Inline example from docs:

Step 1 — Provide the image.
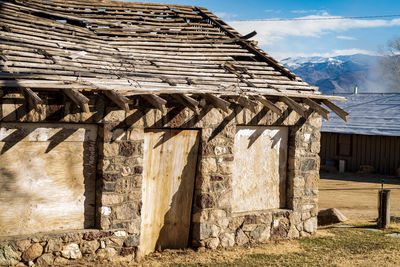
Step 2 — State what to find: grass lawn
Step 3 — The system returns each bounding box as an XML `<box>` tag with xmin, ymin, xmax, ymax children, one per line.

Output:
<box><xmin>131</xmin><ymin>222</ymin><xmax>400</xmax><ymax>267</ymax></box>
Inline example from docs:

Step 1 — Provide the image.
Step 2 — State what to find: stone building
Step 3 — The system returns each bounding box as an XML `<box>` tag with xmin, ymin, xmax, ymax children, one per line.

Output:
<box><xmin>0</xmin><ymin>0</ymin><xmax>347</xmax><ymax>265</ymax></box>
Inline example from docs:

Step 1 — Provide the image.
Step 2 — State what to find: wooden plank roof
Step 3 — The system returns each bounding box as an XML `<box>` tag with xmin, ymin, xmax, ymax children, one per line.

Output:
<box><xmin>0</xmin><ymin>0</ymin><xmax>348</xmax><ymax>120</ymax></box>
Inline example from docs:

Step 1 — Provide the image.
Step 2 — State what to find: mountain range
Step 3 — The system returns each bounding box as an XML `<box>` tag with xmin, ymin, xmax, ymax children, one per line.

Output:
<box><xmin>281</xmin><ymin>54</ymin><xmax>398</xmax><ymax>94</ymax></box>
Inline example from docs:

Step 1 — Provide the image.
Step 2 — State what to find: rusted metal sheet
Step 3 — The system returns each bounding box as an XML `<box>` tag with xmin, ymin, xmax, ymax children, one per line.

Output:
<box><xmin>232</xmin><ymin>126</ymin><xmax>288</xmax><ymax>213</ymax></box>
<box><xmin>139</xmin><ymin>129</ymin><xmax>200</xmax><ymax>257</ymax></box>
<box><xmin>0</xmin><ymin>123</ymin><xmax>97</xmax><ymax>236</ymax></box>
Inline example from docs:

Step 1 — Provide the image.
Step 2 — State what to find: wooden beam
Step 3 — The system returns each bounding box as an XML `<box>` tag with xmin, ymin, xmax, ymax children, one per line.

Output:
<box><xmin>202</xmin><ymin>94</ymin><xmax>230</xmax><ymax>112</ymax></box>
<box><xmin>171</xmin><ymin>94</ymin><xmax>199</xmax><ymax>113</ymax></box>
<box><xmin>194</xmin><ymin>7</ymin><xmax>296</xmax><ymax>80</ymax></box>
<box><xmin>19</xmin><ymin>87</ymin><xmax>42</xmax><ymax>110</ymax></box>
<box><xmin>232</xmin><ymin>96</ymin><xmax>258</xmax><ymax>113</ymax></box>
<box><xmin>141</xmin><ymin>94</ymin><xmax>167</xmax><ymax>110</ymax></box>
<box><xmin>241</xmin><ymin>31</ymin><xmax>257</xmax><ymax>40</ymax></box>
<box><xmin>254</xmin><ymin>96</ymin><xmax>282</xmax><ymax>116</ymax></box>
<box><xmin>280</xmin><ymin>96</ymin><xmax>307</xmax><ymax>118</ymax></box>
<box><xmin>322</xmin><ymin>99</ymin><xmax>349</xmax><ymax>122</ymax></box>
<box><xmin>303</xmin><ymin>98</ymin><xmax>330</xmax><ymax>120</ymax></box>
<box><xmin>62</xmin><ymin>89</ymin><xmax>90</xmax><ymax>113</ymax></box>
<box><xmin>103</xmin><ymin>90</ymin><xmax>130</xmax><ymax>111</ymax></box>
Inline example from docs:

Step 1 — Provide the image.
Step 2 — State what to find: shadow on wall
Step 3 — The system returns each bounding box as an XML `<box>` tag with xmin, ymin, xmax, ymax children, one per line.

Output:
<box><xmin>155</xmin><ymin>143</ymin><xmax>199</xmax><ymax>250</ymax></box>
<box><xmin>0</xmin><ymin>124</ymin><xmax>97</xmax><ymax>235</ymax></box>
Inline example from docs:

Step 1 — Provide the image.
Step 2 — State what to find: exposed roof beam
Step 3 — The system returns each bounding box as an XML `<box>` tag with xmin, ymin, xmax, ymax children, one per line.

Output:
<box><xmin>232</xmin><ymin>96</ymin><xmax>258</xmax><ymax>113</ymax></box>
<box><xmin>141</xmin><ymin>94</ymin><xmax>167</xmax><ymax>110</ymax></box>
<box><xmin>62</xmin><ymin>89</ymin><xmax>90</xmax><ymax>113</ymax></box>
<box><xmin>102</xmin><ymin>90</ymin><xmax>130</xmax><ymax>111</ymax></box>
<box><xmin>0</xmin><ymin>80</ymin><xmax>347</xmax><ymax>101</ymax></box>
<box><xmin>280</xmin><ymin>96</ymin><xmax>307</xmax><ymax>118</ymax></box>
<box><xmin>19</xmin><ymin>87</ymin><xmax>42</xmax><ymax>110</ymax></box>
<box><xmin>171</xmin><ymin>94</ymin><xmax>199</xmax><ymax>113</ymax></box>
<box><xmin>194</xmin><ymin>7</ymin><xmax>296</xmax><ymax>80</ymax></box>
<box><xmin>303</xmin><ymin>98</ymin><xmax>330</xmax><ymax>120</ymax></box>
<box><xmin>202</xmin><ymin>93</ymin><xmax>230</xmax><ymax>112</ymax></box>
<box><xmin>254</xmin><ymin>96</ymin><xmax>282</xmax><ymax>116</ymax></box>
<box><xmin>322</xmin><ymin>99</ymin><xmax>349</xmax><ymax>122</ymax></box>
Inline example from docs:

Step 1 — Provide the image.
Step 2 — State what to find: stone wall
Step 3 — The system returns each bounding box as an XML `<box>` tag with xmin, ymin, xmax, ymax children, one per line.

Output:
<box><xmin>0</xmin><ymin>230</ymin><xmax>136</xmax><ymax>266</ymax></box>
<box><xmin>0</xmin><ymin>90</ymin><xmax>321</xmax><ymax>265</ymax></box>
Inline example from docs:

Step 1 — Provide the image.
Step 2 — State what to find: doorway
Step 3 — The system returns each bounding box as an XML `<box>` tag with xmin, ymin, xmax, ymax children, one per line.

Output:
<box><xmin>139</xmin><ymin>129</ymin><xmax>200</xmax><ymax>256</ymax></box>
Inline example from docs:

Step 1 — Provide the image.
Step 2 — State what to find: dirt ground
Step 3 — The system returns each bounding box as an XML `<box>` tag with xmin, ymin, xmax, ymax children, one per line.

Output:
<box><xmin>73</xmin><ymin>172</ymin><xmax>400</xmax><ymax>266</ymax></box>
<box><xmin>319</xmin><ymin>172</ymin><xmax>400</xmax><ymax>220</ymax></box>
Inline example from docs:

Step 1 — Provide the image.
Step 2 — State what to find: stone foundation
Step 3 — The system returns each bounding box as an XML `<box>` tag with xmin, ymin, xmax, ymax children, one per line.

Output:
<box><xmin>0</xmin><ymin>90</ymin><xmax>321</xmax><ymax>265</ymax></box>
<box><xmin>0</xmin><ymin>230</ymin><xmax>135</xmax><ymax>266</ymax></box>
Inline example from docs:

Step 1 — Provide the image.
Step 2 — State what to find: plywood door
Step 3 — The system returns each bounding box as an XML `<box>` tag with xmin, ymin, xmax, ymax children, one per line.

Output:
<box><xmin>0</xmin><ymin>123</ymin><xmax>97</xmax><ymax>236</ymax></box>
<box><xmin>232</xmin><ymin>126</ymin><xmax>288</xmax><ymax>213</ymax></box>
<box><xmin>139</xmin><ymin>129</ymin><xmax>200</xmax><ymax>257</ymax></box>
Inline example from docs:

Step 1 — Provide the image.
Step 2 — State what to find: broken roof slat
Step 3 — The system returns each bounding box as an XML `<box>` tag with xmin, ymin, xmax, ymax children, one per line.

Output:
<box><xmin>0</xmin><ymin>0</ymin><xmax>348</xmax><ymax>117</ymax></box>
<box><xmin>194</xmin><ymin>7</ymin><xmax>297</xmax><ymax>81</ymax></box>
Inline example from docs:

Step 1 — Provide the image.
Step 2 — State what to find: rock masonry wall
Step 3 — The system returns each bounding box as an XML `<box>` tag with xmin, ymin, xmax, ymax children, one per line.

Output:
<box><xmin>0</xmin><ymin>91</ymin><xmax>321</xmax><ymax>265</ymax></box>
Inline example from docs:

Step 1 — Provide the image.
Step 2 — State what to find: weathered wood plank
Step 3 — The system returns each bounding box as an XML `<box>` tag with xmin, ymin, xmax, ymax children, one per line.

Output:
<box><xmin>322</xmin><ymin>99</ymin><xmax>349</xmax><ymax>122</ymax></box>
<box><xmin>171</xmin><ymin>94</ymin><xmax>199</xmax><ymax>113</ymax></box>
<box><xmin>19</xmin><ymin>87</ymin><xmax>43</xmax><ymax>110</ymax></box>
<box><xmin>255</xmin><ymin>96</ymin><xmax>282</xmax><ymax>116</ymax></box>
<box><xmin>141</xmin><ymin>94</ymin><xmax>167</xmax><ymax>111</ymax></box>
<box><xmin>62</xmin><ymin>89</ymin><xmax>90</xmax><ymax>113</ymax></box>
<box><xmin>0</xmin><ymin>123</ymin><xmax>97</xmax><ymax>236</ymax></box>
<box><xmin>232</xmin><ymin>96</ymin><xmax>258</xmax><ymax>113</ymax></box>
<box><xmin>140</xmin><ymin>129</ymin><xmax>200</xmax><ymax>256</ymax></box>
<box><xmin>303</xmin><ymin>98</ymin><xmax>330</xmax><ymax>120</ymax></box>
<box><xmin>202</xmin><ymin>94</ymin><xmax>230</xmax><ymax>112</ymax></box>
<box><xmin>102</xmin><ymin>90</ymin><xmax>130</xmax><ymax>111</ymax></box>
<box><xmin>280</xmin><ymin>96</ymin><xmax>308</xmax><ymax>118</ymax></box>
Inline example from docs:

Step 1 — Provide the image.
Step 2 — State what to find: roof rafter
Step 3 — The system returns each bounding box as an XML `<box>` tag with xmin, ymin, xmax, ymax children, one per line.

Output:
<box><xmin>19</xmin><ymin>87</ymin><xmax>43</xmax><ymax>110</ymax></box>
<box><xmin>280</xmin><ymin>96</ymin><xmax>308</xmax><ymax>118</ymax></box>
<box><xmin>303</xmin><ymin>98</ymin><xmax>330</xmax><ymax>120</ymax></box>
<box><xmin>322</xmin><ymin>99</ymin><xmax>349</xmax><ymax>123</ymax></box>
<box><xmin>103</xmin><ymin>90</ymin><xmax>130</xmax><ymax>111</ymax></box>
<box><xmin>62</xmin><ymin>89</ymin><xmax>90</xmax><ymax>113</ymax></box>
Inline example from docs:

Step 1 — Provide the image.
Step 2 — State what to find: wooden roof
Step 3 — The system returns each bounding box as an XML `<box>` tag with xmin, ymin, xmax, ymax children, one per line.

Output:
<box><xmin>0</xmin><ymin>0</ymin><xmax>348</xmax><ymax>120</ymax></box>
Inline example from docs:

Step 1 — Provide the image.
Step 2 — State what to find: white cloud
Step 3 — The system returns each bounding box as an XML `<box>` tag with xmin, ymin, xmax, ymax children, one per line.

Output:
<box><xmin>214</xmin><ymin>12</ymin><xmax>237</xmax><ymax>20</ymax></box>
<box><xmin>264</xmin><ymin>9</ymin><xmax>281</xmax><ymax>14</ymax></box>
<box><xmin>227</xmin><ymin>14</ymin><xmax>400</xmax><ymax>46</ymax></box>
<box><xmin>291</xmin><ymin>9</ymin><xmax>326</xmax><ymax>14</ymax></box>
<box><xmin>337</xmin><ymin>35</ymin><xmax>357</xmax><ymax>40</ymax></box>
<box><xmin>271</xmin><ymin>48</ymin><xmax>377</xmax><ymax>60</ymax></box>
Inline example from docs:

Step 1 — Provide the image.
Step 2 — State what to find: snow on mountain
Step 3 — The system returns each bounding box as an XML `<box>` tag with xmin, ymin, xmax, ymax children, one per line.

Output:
<box><xmin>281</xmin><ymin>56</ymin><xmax>343</xmax><ymax>69</ymax></box>
<box><xmin>281</xmin><ymin>54</ymin><xmax>388</xmax><ymax>94</ymax></box>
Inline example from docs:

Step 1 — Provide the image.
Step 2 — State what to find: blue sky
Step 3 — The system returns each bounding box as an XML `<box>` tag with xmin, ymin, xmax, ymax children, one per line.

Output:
<box><xmin>132</xmin><ymin>0</ymin><xmax>400</xmax><ymax>59</ymax></box>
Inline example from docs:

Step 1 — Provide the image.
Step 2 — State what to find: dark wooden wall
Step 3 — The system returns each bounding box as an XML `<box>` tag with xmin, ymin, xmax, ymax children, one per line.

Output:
<box><xmin>320</xmin><ymin>132</ymin><xmax>400</xmax><ymax>175</ymax></box>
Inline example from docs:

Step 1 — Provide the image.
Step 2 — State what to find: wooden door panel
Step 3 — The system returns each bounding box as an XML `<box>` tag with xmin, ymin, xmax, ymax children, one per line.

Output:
<box><xmin>139</xmin><ymin>129</ymin><xmax>199</xmax><ymax>256</ymax></box>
